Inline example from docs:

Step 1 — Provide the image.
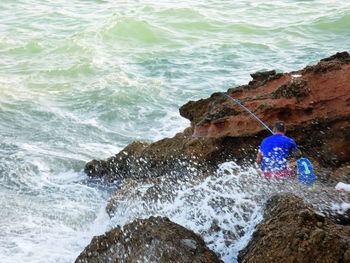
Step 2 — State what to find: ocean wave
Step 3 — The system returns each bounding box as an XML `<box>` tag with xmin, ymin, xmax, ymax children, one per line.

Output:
<box><xmin>100</xmin><ymin>15</ymin><xmax>170</xmax><ymax>45</ymax></box>
<box><xmin>310</xmin><ymin>13</ymin><xmax>350</xmax><ymax>32</ymax></box>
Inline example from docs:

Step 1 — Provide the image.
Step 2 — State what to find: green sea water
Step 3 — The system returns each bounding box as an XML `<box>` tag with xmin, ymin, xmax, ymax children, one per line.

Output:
<box><xmin>0</xmin><ymin>0</ymin><xmax>349</xmax><ymax>262</ymax></box>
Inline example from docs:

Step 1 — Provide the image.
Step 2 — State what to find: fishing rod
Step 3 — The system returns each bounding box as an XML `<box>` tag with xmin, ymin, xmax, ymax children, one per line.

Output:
<box><xmin>220</xmin><ymin>92</ymin><xmax>274</xmax><ymax>134</ymax></box>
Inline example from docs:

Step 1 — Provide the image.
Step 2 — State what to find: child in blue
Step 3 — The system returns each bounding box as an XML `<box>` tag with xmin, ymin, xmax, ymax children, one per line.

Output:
<box><xmin>288</xmin><ymin>149</ymin><xmax>316</xmax><ymax>186</ymax></box>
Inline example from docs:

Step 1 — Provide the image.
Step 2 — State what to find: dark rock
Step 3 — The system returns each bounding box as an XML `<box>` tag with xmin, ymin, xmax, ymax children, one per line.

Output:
<box><xmin>298</xmin><ymin>209</ymin><xmax>313</xmax><ymax>221</ymax></box>
<box><xmin>248</xmin><ymin>70</ymin><xmax>279</xmax><ymax>88</ymax></box>
<box><xmin>250</xmin><ymin>70</ymin><xmax>277</xmax><ymax>82</ymax></box>
<box><xmin>309</xmin><ymin>228</ymin><xmax>325</xmax><ymax>244</ymax></box>
<box><xmin>314</xmin><ymin>211</ymin><xmax>326</xmax><ymax>222</ymax></box>
<box><xmin>320</xmin><ymin>51</ymin><xmax>350</xmax><ymax>62</ymax></box>
<box><xmin>75</xmin><ymin>216</ymin><xmax>223</xmax><ymax>263</ymax></box>
<box><xmin>237</xmin><ymin>193</ymin><xmax>349</xmax><ymax>263</ymax></box>
<box><xmin>344</xmin><ymin>249</ymin><xmax>350</xmax><ymax>263</ymax></box>
<box><xmin>302</xmin><ymin>51</ymin><xmax>350</xmax><ymax>75</ymax></box>
<box><xmin>273</xmin><ymin>79</ymin><xmax>309</xmax><ymax>102</ymax></box>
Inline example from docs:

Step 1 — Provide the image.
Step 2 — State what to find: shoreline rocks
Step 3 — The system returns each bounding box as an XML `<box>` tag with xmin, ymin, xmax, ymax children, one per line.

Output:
<box><xmin>75</xmin><ymin>216</ymin><xmax>223</xmax><ymax>263</ymax></box>
<box><xmin>85</xmin><ymin>51</ymin><xmax>350</xmax><ymax>185</ymax></box>
<box><xmin>79</xmin><ymin>52</ymin><xmax>350</xmax><ymax>262</ymax></box>
<box><xmin>238</xmin><ymin>193</ymin><xmax>350</xmax><ymax>263</ymax></box>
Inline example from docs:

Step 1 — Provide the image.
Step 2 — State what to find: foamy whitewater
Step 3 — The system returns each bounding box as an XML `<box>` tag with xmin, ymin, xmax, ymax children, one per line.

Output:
<box><xmin>1</xmin><ymin>0</ymin><xmax>350</xmax><ymax>262</ymax></box>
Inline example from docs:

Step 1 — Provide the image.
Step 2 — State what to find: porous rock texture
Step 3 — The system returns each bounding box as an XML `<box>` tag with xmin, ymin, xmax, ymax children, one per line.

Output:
<box><xmin>85</xmin><ymin>51</ymin><xmax>350</xmax><ymax>184</ymax></box>
<box><xmin>237</xmin><ymin>193</ymin><xmax>350</xmax><ymax>263</ymax></box>
<box><xmin>75</xmin><ymin>216</ymin><xmax>223</xmax><ymax>263</ymax></box>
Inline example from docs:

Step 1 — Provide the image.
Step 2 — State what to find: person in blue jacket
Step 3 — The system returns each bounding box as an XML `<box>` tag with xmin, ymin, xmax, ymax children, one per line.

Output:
<box><xmin>288</xmin><ymin>148</ymin><xmax>316</xmax><ymax>186</ymax></box>
<box><xmin>256</xmin><ymin>121</ymin><xmax>297</xmax><ymax>180</ymax></box>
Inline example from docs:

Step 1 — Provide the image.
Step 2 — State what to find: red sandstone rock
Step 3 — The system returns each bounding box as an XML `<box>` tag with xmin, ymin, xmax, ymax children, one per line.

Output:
<box><xmin>182</xmin><ymin>52</ymin><xmax>350</xmax><ymax>140</ymax></box>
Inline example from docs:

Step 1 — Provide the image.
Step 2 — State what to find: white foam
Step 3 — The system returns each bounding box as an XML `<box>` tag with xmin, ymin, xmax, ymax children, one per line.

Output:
<box><xmin>0</xmin><ymin>170</ymin><xmax>112</xmax><ymax>263</ymax></box>
<box><xmin>109</xmin><ymin>162</ymin><xmax>268</xmax><ymax>262</ymax></box>
<box><xmin>335</xmin><ymin>182</ymin><xmax>350</xmax><ymax>192</ymax></box>
<box><xmin>331</xmin><ymin>201</ymin><xmax>350</xmax><ymax>215</ymax></box>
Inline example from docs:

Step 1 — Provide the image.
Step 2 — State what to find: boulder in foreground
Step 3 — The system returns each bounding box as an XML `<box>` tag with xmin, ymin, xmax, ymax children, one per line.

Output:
<box><xmin>75</xmin><ymin>216</ymin><xmax>223</xmax><ymax>263</ymax></box>
<box><xmin>238</xmin><ymin>193</ymin><xmax>350</xmax><ymax>263</ymax></box>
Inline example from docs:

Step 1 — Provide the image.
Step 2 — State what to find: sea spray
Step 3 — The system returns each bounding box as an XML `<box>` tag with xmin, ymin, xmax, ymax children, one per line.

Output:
<box><xmin>108</xmin><ymin>162</ymin><xmax>268</xmax><ymax>262</ymax></box>
<box><xmin>107</xmin><ymin>161</ymin><xmax>350</xmax><ymax>262</ymax></box>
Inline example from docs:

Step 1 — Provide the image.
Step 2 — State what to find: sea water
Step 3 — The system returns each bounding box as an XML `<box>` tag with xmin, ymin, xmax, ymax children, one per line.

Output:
<box><xmin>1</xmin><ymin>0</ymin><xmax>350</xmax><ymax>262</ymax></box>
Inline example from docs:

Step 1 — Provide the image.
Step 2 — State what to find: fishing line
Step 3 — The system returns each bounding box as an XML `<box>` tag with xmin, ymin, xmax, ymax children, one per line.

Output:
<box><xmin>220</xmin><ymin>92</ymin><xmax>274</xmax><ymax>134</ymax></box>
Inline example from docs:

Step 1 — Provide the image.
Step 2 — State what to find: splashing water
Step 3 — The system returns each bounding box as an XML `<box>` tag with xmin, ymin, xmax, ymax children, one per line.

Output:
<box><xmin>107</xmin><ymin>161</ymin><xmax>350</xmax><ymax>262</ymax></box>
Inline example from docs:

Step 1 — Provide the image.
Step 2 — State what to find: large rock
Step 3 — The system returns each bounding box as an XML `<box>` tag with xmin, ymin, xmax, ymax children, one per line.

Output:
<box><xmin>237</xmin><ymin>193</ymin><xmax>350</xmax><ymax>263</ymax></box>
<box><xmin>84</xmin><ymin>51</ymin><xmax>350</xmax><ymax>183</ymax></box>
<box><xmin>75</xmin><ymin>216</ymin><xmax>223</xmax><ymax>263</ymax></box>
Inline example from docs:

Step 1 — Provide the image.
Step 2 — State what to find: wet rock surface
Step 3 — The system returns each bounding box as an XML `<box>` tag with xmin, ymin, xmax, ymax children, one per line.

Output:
<box><xmin>85</xmin><ymin>51</ymin><xmax>350</xmax><ymax>184</ymax></box>
<box><xmin>75</xmin><ymin>216</ymin><xmax>223</xmax><ymax>263</ymax></box>
<box><xmin>237</xmin><ymin>193</ymin><xmax>350</xmax><ymax>263</ymax></box>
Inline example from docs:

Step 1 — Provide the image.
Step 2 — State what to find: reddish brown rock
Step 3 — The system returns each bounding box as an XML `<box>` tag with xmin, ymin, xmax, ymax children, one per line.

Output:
<box><xmin>75</xmin><ymin>216</ymin><xmax>223</xmax><ymax>263</ymax></box>
<box><xmin>237</xmin><ymin>193</ymin><xmax>350</xmax><ymax>263</ymax></box>
<box><xmin>184</xmin><ymin>51</ymin><xmax>350</xmax><ymax>138</ymax></box>
<box><xmin>85</xmin><ymin>52</ymin><xmax>350</xmax><ymax>182</ymax></box>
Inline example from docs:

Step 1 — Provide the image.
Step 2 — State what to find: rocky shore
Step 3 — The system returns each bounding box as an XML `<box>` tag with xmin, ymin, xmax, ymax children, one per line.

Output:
<box><xmin>76</xmin><ymin>216</ymin><xmax>224</xmax><ymax>263</ymax></box>
<box><xmin>238</xmin><ymin>193</ymin><xmax>350</xmax><ymax>263</ymax></box>
<box><xmin>77</xmin><ymin>52</ymin><xmax>350</xmax><ymax>262</ymax></box>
